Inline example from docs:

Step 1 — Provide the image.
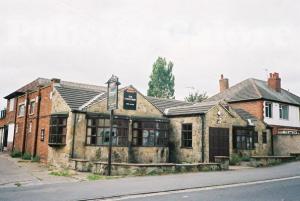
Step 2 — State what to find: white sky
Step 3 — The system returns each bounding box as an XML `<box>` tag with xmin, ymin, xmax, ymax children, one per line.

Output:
<box><xmin>0</xmin><ymin>0</ymin><xmax>300</xmax><ymax>108</ymax></box>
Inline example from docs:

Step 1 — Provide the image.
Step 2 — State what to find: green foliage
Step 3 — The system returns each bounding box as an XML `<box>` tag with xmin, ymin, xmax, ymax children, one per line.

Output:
<box><xmin>147</xmin><ymin>57</ymin><xmax>175</xmax><ymax>99</ymax></box>
<box><xmin>185</xmin><ymin>90</ymin><xmax>208</xmax><ymax>103</ymax></box>
<box><xmin>31</xmin><ymin>156</ymin><xmax>40</xmax><ymax>162</ymax></box>
<box><xmin>10</xmin><ymin>150</ymin><xmax>22</xmax><ymax>158</ymax></box>
<box><xmin>240</xmin><ymin>155</ymin><xmax>251</xmax><ymax>162</ymax></box>
<box><xmin>87</xmin><ymin>174</ymin><xmax>122</xmax><ymax>181</ymax></box>
<box><xmin>230</xmin><ymin>154</ymin><xmax>241</xmax><ymax>166</ymax></box>
<box><xmin>49</xmin><ymin>170</ymin><xmax>70</xmax><ymax>177</ymax></box>
<box><xmin>21</xmin><ymin>152</ymin><xmax>32</xmax><ymax>160</ymax></box>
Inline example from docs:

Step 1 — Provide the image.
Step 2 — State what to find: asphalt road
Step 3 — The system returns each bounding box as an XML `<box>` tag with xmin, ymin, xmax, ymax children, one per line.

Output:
<box><xmin>123</xmin><ymin>177</ymin><xmax>300</xmax><ymax>201</ymax></box>
<box><xmin>1</xmin><ymin>161</ymin><xmax>300</xmax><ymax>201</ymax></box>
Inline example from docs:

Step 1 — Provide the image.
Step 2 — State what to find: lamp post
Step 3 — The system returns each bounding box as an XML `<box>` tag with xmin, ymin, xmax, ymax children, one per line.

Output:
<box><xmin>106</xmin><ymin>75</ymin><xmax>120</xmax><ymax>176</ymax></box>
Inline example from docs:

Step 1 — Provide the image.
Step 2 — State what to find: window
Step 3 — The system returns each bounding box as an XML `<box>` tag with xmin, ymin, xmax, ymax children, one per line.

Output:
<box><xmin>29</xmin><ymin>101</ymin><xmax>35</xmax><ymax>115</ymax></box>
<box><xmin>18</xmin><ymin>104</ymin><xmax>25</xmax><ymax>117</ymax></box>
<box><xmin>9</xmin><ymin>98</ymin><xmax>15</xmax><ymax>112</ymax></box>
<box><xmin>262</xmin><ymin>132</ymin><xmax>267</xmax><ymax>144</ymax></box>
<box><xmin>40</xmin><ymin>129</ymin><xmax>45</xmax><ymax>142</ymax></box>
<box><xmin>132</xmin><ymin>121</ymin><xmax>169</xmax><ymax>147</ymax></box>
<box><xmin>86</xmin><ymin>117</ymin><xmax>129</xmax><ymax>146</ymax></box>
<box><xmin>233</xmin><ymin>127</ymin><xmax>255</xmax><ymax>150</ymax></box>
<box><xmin>265</xmin><ymin>102</ymin><xmax>273</xmax><ymax>118</ymax></box>
<box><xmin>49</xmin><ymin>115</ymin><xmax>67</xmax><ymax>145</ymax></box>
<box><xmin>279</xmin><ymin>104</ymin><xmax>289</xmax><ymax>120</ymax></box>
<box><xmin>15</xmin><ymin>124</ymin><xmax>18</xmax><ymax>134</ymax></box>
<box><xmin>181</xmin><ymin>124</ymin><xmax>193</xmax><ymax>148</ymax></box>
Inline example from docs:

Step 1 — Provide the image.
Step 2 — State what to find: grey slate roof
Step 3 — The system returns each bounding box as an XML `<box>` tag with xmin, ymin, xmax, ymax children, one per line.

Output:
<box><xmin>55</xmin><ymin>82</ymin><xmax>106</xmax><ymax>110</ymax></box>
<box><xmin>234</xmin><ymin>108</ymin><xmax>258</xmax><ymax>123</ymax></box>
<box><xmin>207</xmin><ymin>78</ymin><xmax>300</xmax><ymax>106</ymax></box>
<box><xmin>164</xmin><ymin>101</ymin><xmax>219</xmax><ymax>116</ymax></box>
<box><xmin>145</xmin><ymin>96</ymin><xmax>193</xmax><ymax>113</ymax></box>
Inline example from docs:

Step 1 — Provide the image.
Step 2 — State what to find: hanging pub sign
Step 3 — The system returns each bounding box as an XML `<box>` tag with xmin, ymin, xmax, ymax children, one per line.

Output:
<box><xmin>106</xmin><ymin>75</ymin><xmax>120</xmax><ymax>111</ymax></box>
<box><xmin>123</xmin><ymin>88</ymin><xmax>137</xmax><ymax>110</ymax></box>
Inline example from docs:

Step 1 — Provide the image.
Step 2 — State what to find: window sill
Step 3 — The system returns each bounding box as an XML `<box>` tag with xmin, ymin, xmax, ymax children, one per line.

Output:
<box><xmin>180</xmin><ymin>147</ymin><xmax>193</xmax><ymax>149</ymax></box>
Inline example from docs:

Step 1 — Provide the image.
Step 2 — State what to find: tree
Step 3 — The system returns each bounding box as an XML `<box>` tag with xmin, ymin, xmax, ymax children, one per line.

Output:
<box><xmin>185</xmin><ymin>90</ymin><xmax>208</xmax><ymax>103</ymax></box>
<box><xmin>147</xmin><ymin>57</ymin><xmax>175</xmax><ymax>99</ymax></box>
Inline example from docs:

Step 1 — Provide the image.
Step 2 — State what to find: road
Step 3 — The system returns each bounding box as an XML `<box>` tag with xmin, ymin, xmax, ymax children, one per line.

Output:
<box><xmin>121</xmin><ymin>177</ymin><xmax>300</xmax><ymax>201</ymax></box>
<box><xmin>1</xmin><ymin>161</ymin><xmax>300</xmax><ymax>201</ymax></box>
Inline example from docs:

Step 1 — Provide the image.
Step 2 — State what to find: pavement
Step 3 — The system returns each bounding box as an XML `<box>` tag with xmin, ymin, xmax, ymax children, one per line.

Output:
<box><xmin>0</xmin><ymin>155</ymin><xmax>300</xmax><ymax>201</ymax></box>
<box><xmin>0</xmin><ymin>152</ymin><xmax>88</xmax><ymax>188</ymax></box>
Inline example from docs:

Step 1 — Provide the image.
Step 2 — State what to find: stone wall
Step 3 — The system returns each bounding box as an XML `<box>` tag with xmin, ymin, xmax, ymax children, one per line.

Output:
<box><xmin>274</xmin><ymin>134</ymin><xmax>300</xmax><ymax>156</ymax></box>
<box><xmin>169</xmin><ymin>116</ymin><xmax>202</xmax><ymax>163</ymax></box>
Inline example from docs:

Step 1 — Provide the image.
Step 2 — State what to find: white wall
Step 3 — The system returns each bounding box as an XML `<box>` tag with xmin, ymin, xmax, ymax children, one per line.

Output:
<box><xmin>7</xmin><ymin>124</ymin><xmax>14</xmax><ymax>142</ymax></box>
<box><xmin>264</xmin><ymin>101</ymin><xmax>300</xmax><ymax>127</ymax></box>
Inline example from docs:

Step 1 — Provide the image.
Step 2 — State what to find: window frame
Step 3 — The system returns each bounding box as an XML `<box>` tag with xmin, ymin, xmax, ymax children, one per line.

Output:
<box><xmin>86</xmin><ymin>117</ymin><xmax>129</xmax><ymax>147</ymax></box>
<box><xmin>279</xmin><ymin>104</ymin><xmax>289</xmax><ymax>120</ymax></box>
<box><xmin>18</xmin><ymin>104</ymin><xmax>25</xmax><ymax>117</ymax></box>
<box><xmin>40</xmin><ymin>128</ymin><xmax>45</xmax><ymax>142</ymax></box>
<box><xmin>48</xmin><ymin>115</ymin><xmax>68</xmax><ymax>146</ymax></box>
<box><xmin>29</xmin><ymin>100</ymin><xmax>35</xmax><ymax>115</ymax></box>
<box><xmin>265</xmin><ymin>102</ymin><xmax>273</xmax><ymax>118</ymax></box>
<box><xmin>181</xmin><ymin>123</ymin><xmax>193</xmax><ymax>148</ymax></box>
<box><xmin>9</xmin><ymin>98</ymin><xmax>15</xmax><ymax>112</ymax></box>
<box><xmin>262</xmin><ymin>132</ymin><xmax>267</xmax><ymax>144</ymax></box>
<box><xmin>233</xmin><ymin>126</ymin><xmax>256</xmax><ymax>150</ymax></box>
<box><xmin>132</xmin><ymin>120</ymin><xmax>169</xmax><ymax>147</ymax></box>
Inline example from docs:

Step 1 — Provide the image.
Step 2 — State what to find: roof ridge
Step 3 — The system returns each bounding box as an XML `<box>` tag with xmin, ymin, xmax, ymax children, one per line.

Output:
<box><xmin>250</xmin><ymin>78</ymin><xmax>263</xmax><ymax>98</ymax></box>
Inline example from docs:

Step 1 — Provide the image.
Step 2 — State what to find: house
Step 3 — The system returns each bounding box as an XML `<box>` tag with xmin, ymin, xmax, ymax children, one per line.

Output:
<box><xmin>207</xmin><ymin>73</ymin><xmax>300</xmax><ymax>156</ymax></box>
<box><xmin>0</xmin><ymin>78</ymin><xmax>106</xmax><ymax>162</ymax></box>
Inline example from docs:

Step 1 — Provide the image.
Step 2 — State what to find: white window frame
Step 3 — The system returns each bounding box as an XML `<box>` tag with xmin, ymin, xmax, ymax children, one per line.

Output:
<box><xmin>18</xmin><ymin>103</ymin><xmax>25</xmax><ymax>117</ymax></box>
<box><xmin>279</xmin><ymin>104</ymin><xmax>289</xmax><ymax>120</ymax></box>
<box><xmin>29</xmin><ymin>122</ymin><xmax>32</xmax><ymax>133</ymax></box>
<box><xmin>265</xmin><ymin>102</ymin><xmax>273</xmax><ymax>118</ymax></box>
<box><xmin>29</xmin><ymin>100</ymin><xmax>35</xmax><ymax>115</ymax></box>
<box><xmin>9</xmin><ymin>98</ymin><xmax>15</xmax><ymax>112</ymax></box>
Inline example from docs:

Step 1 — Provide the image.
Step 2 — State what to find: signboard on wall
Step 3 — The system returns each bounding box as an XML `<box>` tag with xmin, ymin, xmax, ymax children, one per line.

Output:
<box><xmin>123</xmin><ymin>88</ymin><xmax>137</xmax><ymax>110</ymax></box>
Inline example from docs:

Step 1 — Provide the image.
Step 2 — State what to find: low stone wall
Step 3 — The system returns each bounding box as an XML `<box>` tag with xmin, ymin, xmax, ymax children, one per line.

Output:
<box><xmin>250</xmin><ymin>156</ymin><xmax>296</xmax><ymax>167</ymax></box>
<box><xmin>290</xmin><ymin>153</ymin><xmax>300</xmax><ymax>160</ymax></box>
<box><xmin>274</xmin><ymin>135</ymin><xmax>300</xmax><ymax>156</ymax></box>
<box><xmin>92</xmin><ymin>161</ymin><xmax>227</xmax><ymax>176</ymax></box>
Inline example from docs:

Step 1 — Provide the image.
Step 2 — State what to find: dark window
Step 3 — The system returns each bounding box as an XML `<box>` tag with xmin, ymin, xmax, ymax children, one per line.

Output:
<box><xmin>132</xmin><ymin>121</ymin><xmax>169</xmax><ymax>147</ymax></box>
<box><xmin>49</xmin><ymin>116</ymin><xmax>67</xmax><ymax>145</ymax></box>
<box><xmin>265</xmin><ymin>102</ymin><xmax>273</xmax><ymax>118</ymax></box>
<box><xmin>181</xmin><ymin>124</ymin><xmax>192</xmax><ymax>148</ymax></box>
<box><xmin>29</xmin><ymin>101</ymin><xmax>35</xmax><ymax>114</ymax></box>
<box><xmin>233</xmin><ymin>127</ymin><xmax>255</xmax><ymax>150</ymax></box>
<box><xmin>86</xmin><ymin>117</ymin><xmax>129</xmax><ymax>146</ymax></box>
<box><xmin>262</xmin><ymin>132</ymin><xmax>267</xmax><ymax>144</ymax></box>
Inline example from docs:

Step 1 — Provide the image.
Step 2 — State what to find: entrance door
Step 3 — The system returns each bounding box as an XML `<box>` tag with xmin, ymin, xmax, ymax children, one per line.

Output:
<box><xmin>209</xmin><ymin>127</ymin><xmax>229</xmax><ymax>162</ymax></box>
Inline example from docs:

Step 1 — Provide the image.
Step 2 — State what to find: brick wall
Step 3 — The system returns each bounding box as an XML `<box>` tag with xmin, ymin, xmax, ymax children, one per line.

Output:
<box><xmin>230</xmin><ymin>100</ymin><xmax>264</xmax><ymax>121</ymax></box>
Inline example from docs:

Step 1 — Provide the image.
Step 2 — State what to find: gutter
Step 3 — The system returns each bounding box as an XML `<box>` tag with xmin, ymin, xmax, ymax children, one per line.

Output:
<box><xmin>200</xmin><ymin>114</ymin><xmax>205</xmax><ymax>163</ymax></box>
<box><xmin>71</xmin><ymin>112</ymin><xmax>78</xmax><ymax>158</ymax></box>
<box><xmin>33</xmin><ymin>87</ymin><xmax>41</xmax><ymax>157</ymax></box>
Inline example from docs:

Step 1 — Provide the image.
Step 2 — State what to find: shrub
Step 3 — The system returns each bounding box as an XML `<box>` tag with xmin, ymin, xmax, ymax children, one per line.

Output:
<box><xmin>50</xmin><ymin>170</ymin><xmax>70</xmax><ymax>177</ymax></box>
<box><xmin>31</xmin><ymin>156</ymin><xmax>40</xmax><ymax>162</ymax></box>
<box><xmin>241</xmin><ymin>155</ymin><xmax>251</xmax><ymax>162</ymax></box>
<box><xmin>22</xmin><ymin>152</ymin><xmax>32</xmax><ymax>160</ymax></box>
<box><xmin>10</xmin><ymin>150</ymin><xmax>22</xmax><ymax>158</ymax></box>
<box><xmin>230</xmin><ymin>154</ymin><xmax>241</xmax><ymax>166</ymax></box>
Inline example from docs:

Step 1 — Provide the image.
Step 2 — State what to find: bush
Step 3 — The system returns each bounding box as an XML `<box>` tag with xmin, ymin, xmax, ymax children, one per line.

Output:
<box><xmin>49</xmin><ymin>170</ymin><xmax>70</xmax><ymax>177</ymax></box>
<box><xmin>241</xmin><ymin>155</ymin><xmax>251</xmax><ymax>162</ymax></box>
<box><xmin>22</xmin><ymin>152</ymin><xmax>32</xmax><ymax>160</ymax></box>
<box><xmin>10</xmin><ymin>150</ymin><xmax>22</xmax><ymax>158</ymax></box>
<box><xmin>230</xmin><ymin>154</ymin><xmax>241</xmax><ymax>166</ymax></box>
<box><xmin>31</xmin><ymin>156</ymin><xmax>40</xmax><ymax>162</ymax></box>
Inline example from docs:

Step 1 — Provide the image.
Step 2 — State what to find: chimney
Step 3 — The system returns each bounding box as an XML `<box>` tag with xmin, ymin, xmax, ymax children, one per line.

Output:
<box><xmin>219</xmin><ymin>74</ymin><xmax>229</xmax><ymax>92</ymax></box>
<box><xmin>268</xmin><ymin>72</ymin><xmax>281</xmax><ymax>92</ymax></box>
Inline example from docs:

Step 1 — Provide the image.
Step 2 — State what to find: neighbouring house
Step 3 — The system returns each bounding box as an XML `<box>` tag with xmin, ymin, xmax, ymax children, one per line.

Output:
<box><xmin>207</xmin><ymin>73</ymin><xmax>300</xmax><ymax>156</ymax></box>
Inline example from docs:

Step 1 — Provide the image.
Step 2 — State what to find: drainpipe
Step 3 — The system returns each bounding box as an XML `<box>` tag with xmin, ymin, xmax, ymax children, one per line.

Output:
<box><xmin>12</xmin><ymin>97</ymin><xmax>19</xmax><ymax>151</ymax></box>
<box><xmin>200</xmin><ymin>114</ymin><xmax>205</xmax><ymax>163</ymax></box>
<box><xmin>33</xmin><ymin>87</ymin><xmax>41</xmax><ymax>157</ymax></box>
<box><xmin>21</xmin><ymin>92</ymin><xmax>29</xmax><ymax>154</ymax></box>
<box><xmin>270</xmin><ymin>127</ymin><xmax>274</xmax><ymax>156</ymax></box>
<box><xmin>71</xmin><ymin>112</ymin><xmax>77</xmax><ymax>158</ymax></box>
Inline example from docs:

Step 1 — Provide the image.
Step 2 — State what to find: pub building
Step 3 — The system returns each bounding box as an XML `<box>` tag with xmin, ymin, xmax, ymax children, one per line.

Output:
<box><xmin>48</xmin><ymin>82</ymin><xmax>271</xmax><ymax>168</ymax></box>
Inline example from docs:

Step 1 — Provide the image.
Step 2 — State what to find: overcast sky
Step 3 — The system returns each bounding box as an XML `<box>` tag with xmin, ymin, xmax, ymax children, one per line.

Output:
<box><xmin>0</xmin><ymin>0</ymin><xmax>300</xmax><ymax>108</ymax></box>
